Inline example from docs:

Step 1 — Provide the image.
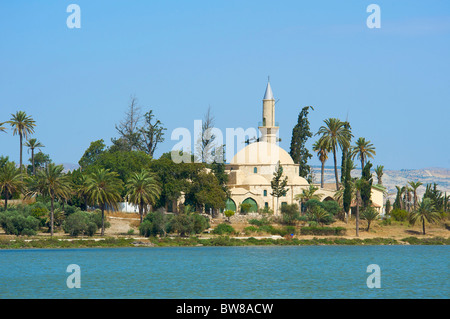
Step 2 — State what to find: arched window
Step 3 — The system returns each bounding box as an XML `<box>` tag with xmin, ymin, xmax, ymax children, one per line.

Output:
<box><xmin>254</xmin><ymin>167</ymin><xmax>257</xmax><ymax>173</ymax></box>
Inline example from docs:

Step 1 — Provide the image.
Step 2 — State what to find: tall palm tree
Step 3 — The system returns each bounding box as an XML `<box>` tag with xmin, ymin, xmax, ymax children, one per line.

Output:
<box><xmin>374</xmin><ymin>165</ymin><xmax>384</xmax><ymax>185</ymax></box>
<box><xmin>75</xmin><ymin>172</ymin><xmax>90</xmax><ymax>211</ymax></box>
<box><xmin>408</xmin><ymin>181</ymin><xmax>423</xmax><ymax>211</ymax></box>
<box><xmin>409</xmin><ymin>198</ymin><xmax>440</xmax><ymax>235</ymax></box>
<box><xmin>6</xmin><ymin>111</ymin><xmax>36</xmax><ymax>170</ymax></box>
<box><xmin>27</xmin><ymin>163</ymin><xmax>72</xmax><ymax>236</ymax></box>
<box><xmin>86</xmin><ymin>169</ymin><xmax>123</xmax><ymax>235</ymax></box>
<box><xmin>312</xmin><ymin>137</ymin><xmax>331</xmax><ymax>188</ymax></box>
<box><xmin>350</xmin><ymin>137</ymin><xmax>376</xmax><ymax>171</ymax></box>
<box><xmin>25</xmin><ymin>138</ymin><xmax>45</xmax><ymax>176</ymax></box>
<box><xmin>0</xmin><ymin>162</ymin><xmax>25</xmax><ymax>210</ymax></box>
<box><xmin>126</xmin><ymin>169</ymin><xmax>161</xmax><ymax>223</ymax></box>
<box><xmin>315</xmin><ymin>118</ymin><xmax>353</xmax><ymax>190</ymax></box>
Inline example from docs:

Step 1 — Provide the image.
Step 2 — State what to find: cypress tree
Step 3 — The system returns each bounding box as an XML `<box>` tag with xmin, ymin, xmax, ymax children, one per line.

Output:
<box><xmin>360</xmin><ymin>161</ymin><xmax>373</xmax><ymax>210</ymax></box>
<box><xmin>340</xmin><ymin>122</ymin><xmax>352</xmax><ymax>184</ymax></box>
<box><xmin>289</xmin><ymin>106</ymin><xmax>313</xmax><ymax>180</ymax></box>
<box><xmin>343</xmin><ymin>155</ymin><xmax>353</xmax><ymax>221</ymax></box>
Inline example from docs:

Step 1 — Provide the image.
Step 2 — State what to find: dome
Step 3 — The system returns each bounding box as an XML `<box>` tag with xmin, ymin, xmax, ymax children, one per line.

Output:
<box><xmin>289</xmin><ymin>175</ymin><xmax>309</xmax><ymax>185</ymax></box>
<box><xmin>242</xmin><ymin>174</ymin><xmax>270</xmax><ymax>185</ymax></box>
<box><xmin>230</xmin><ymin>141</ymin><xmax>295</xmax><ymax>165</ymax></box>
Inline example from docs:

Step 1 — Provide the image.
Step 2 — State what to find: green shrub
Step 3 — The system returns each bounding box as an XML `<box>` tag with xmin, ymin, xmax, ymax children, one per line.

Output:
<box><xmin>139</xmin><ymin>220</ymin><xmax>153</xmax><ymax>237</ymax></box>
<box><xmin>168</xmin><ymin>213</ymin><xmax>209</xmax><ymax>237</ymax></box>
<box><xmin>280</xmin><ymin>204</ymin><xmax>300</xmax><ymax>225</ymax></box>
<box><xmin>258</xmin><ymin>206</ymin><xmax>274</xmax><ymax>215</ymax></box>
<box><xmin>224</xmin><ymin>210</ymin><xmax>235</xmax><ymax>220</ymax></box>
<box><xmin>212</xmin><ymin>223</ymin><xmax>235</xmax><ymax>235</ymax></box>
<box><xmin>0</xmin><ymin>210</ymin><xmax>40</xmax><ymax>236</ymax></box>
<box><xmin>191</xmin><ymin>213</ymin><xmax>210</xmax><ymax>234</ymax></box>
<box><xmin>300</xmin><ymin>226</ymin><xmax>347</xmax><ymax>236</ymax></box>
<box><xmin>321</xmin><ymin>200</ymin><xmax>341</xmax><ymax>216</ymax></box>
<box><xmin>243</xmin><ymin>226</ymin><xmax>259</xmax><ymax>234</ymax></box>
<box><xmin>390</xmin><ymin>209</ymin><xmax>409</xmax><ymax>222</ymax></box>
<box><xmin>248</xmin><ymin>217</ymin><xmax>271</xmax><ymax>227</ymax></box>
<box><xmin>62</xmin><ymin>211</ymin><xmax>105</xmax><ymax>237</ymax></box>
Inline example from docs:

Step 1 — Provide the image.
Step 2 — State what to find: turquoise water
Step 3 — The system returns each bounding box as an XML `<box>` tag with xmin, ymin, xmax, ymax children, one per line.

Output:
<box><xmin>0</xmin><ymin>246</ymin><xmax>448</xmax><ymax>298</ymax></box>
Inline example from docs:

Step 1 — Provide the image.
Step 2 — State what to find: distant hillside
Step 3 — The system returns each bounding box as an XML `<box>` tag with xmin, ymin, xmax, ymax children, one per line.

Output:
<box><xmin>311</xmin><ymin>166</ymin><xmax>450</xmax><ymax>201</ymax></box>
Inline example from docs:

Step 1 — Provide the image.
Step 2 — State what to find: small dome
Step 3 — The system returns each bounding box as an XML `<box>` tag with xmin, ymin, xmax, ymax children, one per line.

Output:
<box><xmin>289</xmin><ymin>175</ymin><xmax>309</xmax><ymax>185</ymax></box>
<box><xmin>242</xmin><ymin>174</ymin><xmax>270</xmax><ymax>185</ymax></box>
<box><xmin>231</xmin><ymin>141</ymin><xmax>295</xmax><ymax>165</ymax></box>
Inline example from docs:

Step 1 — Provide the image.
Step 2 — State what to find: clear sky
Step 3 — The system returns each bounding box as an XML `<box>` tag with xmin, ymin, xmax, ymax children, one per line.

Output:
<box><xmin>0</xmin><ymin>0</ymin><xmax>449</xmax><ymax>170</ymax></box>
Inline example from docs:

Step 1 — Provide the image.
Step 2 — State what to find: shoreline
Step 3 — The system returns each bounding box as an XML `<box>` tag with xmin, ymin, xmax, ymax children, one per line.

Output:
<box><xmin>1</xmin><ymin>235</ymin><xmax>449</xmax><ymax>249</ymax></box>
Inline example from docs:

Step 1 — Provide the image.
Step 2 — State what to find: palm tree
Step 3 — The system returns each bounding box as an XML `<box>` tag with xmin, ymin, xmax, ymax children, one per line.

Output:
<box><xmin>393</xmin><ymin>185</ymin><xmax>406</xmax><ymax>210</ymax></box>
<box><xmin>374</xmin><ymin>165</ymin><xmax>384</xmax><ymax>185</ymax></box>
<box><xmin>361</xmin><ymin>207</ymin><xmax>379</xmax><ymax>231</ymax></box>
<box><xmin>408</xmin><ymin>181</ymin><xmax>423</xmax><ymax>211</ymax></box>
<box><xmin>0</xmin><ymin>162</ymin><xmax>25</xmax><ymax>210</ymax></box>
<box><xmin>75</xmin><ymin>172</ymin><xmax>90</xmax><ymax>211</ymax></box>
<box><xmin>309</xmin><ymin>206</ymin><xmax>329</xmax><ymax>227</ymax></box>
<box><xmin>294</xmin><ymin>184</ymin><xmax>323</xmax><ymax>204</ymax></box>
<box><xmin>0</xmin><ymin>122</ymin><xmax>7</xmax><ymax>133</ymax></box>
<box><xmin>409</xmin><ymin>198</ymin><xmax>440</xmax><ymax>235</ymax></box>
<box><xmin>25</xmin><ymin>138</ymin><xmax>45</xmax><ymax>175</ymax></box>
<box><xmin>350</xmin><ymin>137</ymin><xmax>376</xmax><ymax>171</ymax></box>
<box><xmin>315</xmin><ymin>118</ymin><xmax>353</xmax><ymax>190</ymax></box>
<box><xmin>126</xmin><ymin>169</ymin><xmax>161</xmax><ymax>223</ymax></box>
<box><xmin>27</xmin><ymin>163</ymin><xmax>72</xmax><ymax>236</ymax></box>
<box><xmin>85</xmin><ymin>169</ymin><xmax>123</xmax><ymax>235</ymax></box>
<box><xmin>312</xmin><ymin>137</ymin><xmax>331</xmax><ymax>188</ymax></box>
<box><xmin>6</xmin><ymin>111</ymin><xmax>36</xmax><ymax>170</ymax></box>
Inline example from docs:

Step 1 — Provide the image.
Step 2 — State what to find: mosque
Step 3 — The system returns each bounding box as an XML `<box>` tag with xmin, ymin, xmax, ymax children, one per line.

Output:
<box><xmin>223</xmin><ymin>81</ymin><xmax>384</xmax><ymax>216</ymax></box>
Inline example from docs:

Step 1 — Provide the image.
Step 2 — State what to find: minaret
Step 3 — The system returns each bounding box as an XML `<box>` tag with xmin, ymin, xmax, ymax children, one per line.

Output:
<box><xmin>259</xmin><ymin>79</ymin><xmax>279</xmax><ymax>144</ymax></box>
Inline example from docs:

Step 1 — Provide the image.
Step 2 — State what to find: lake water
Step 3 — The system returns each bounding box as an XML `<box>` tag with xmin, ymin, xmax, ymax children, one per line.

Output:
<box><xmin>0</xmin><ymin>246</ymin><xmax>448</xmax><ymax>299</ymax></box>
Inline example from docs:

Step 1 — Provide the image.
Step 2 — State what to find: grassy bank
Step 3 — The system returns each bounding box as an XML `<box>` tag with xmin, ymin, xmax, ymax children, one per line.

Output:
<box><xmin>1</xmin><ymin>235</ymin><xmax>449</xmax><ymax>249</ymax></box>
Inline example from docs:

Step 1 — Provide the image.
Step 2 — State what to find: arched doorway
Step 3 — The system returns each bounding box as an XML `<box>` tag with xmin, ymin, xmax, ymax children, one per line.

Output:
<box><xmin>242</xmin><ymin>198</ymin><xmax>258</xmax><ymax>213</ymax></box>
<box><xmin>225</xmin><ymin>198</ymin><xmax>237</xmax><ymax>212</ymax></box>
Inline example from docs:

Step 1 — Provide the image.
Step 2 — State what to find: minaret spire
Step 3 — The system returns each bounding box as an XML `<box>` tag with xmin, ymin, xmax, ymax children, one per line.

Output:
<box><xmin>259</xmin><ymin>78</ymin><xmax>278</xmax><ymax>144</ymax></box>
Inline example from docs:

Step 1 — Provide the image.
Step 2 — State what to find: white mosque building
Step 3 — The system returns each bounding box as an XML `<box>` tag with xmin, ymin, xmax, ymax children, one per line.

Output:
<box><xmin>224</xmin><ymin>81</ymin><xmax>384</xmax><ymax>216</ymax></box>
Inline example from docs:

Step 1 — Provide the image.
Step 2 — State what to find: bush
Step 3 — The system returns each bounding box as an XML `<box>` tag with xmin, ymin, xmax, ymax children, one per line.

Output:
<box><xmin>224</xmin><ymin>210</ymin><xmax>235</xmax><ymax>220</ymax></box>
<box><xmin>300</xmin><ymin>226</ymin><xmax>347</xmax><ymax>236</ymax></box>
<box><xmin>62</xmin><ymin>211</ymin><xmax>106</xmax><ymax>237</ymax></box>
<box><xmin>248</xmin><ymin>217</ymin><xmax>271</xmax><ymax>227</ymax></box>
<box><xmin>0</xmin><ymin>210</ymin><xmax>40</xmax><ymax>236</ymax></box>
<box><xmin>243</xmin><ymin>226</ymin><xmax>259</xmax><ymax>235</ymax></box>
<box><xmin>280</xmin><ymin>204</ymin><xmax>300</xmax><ymax>225</ymax></box>
<box><xmin>390</xmin><ymin>209</ymin><xmax>409</xmax><ymax>222</ymax></box>
<box><xmin>258</xmin><ymin>206</ymin><xmax>274</xmax><ymax>215</ymax></box>
<box><xmin>139</xmin><ymin>220</ymin><xmax>153</xmax><ymax>237</ymax></box>
<box><xmin>167</xmin><ymin>213</ymin><xmax>209</xmax><ymax>237</ymax></box>
<box><xmin>304</xmin><ymin>199</ymin><xmax>338</xmax><ymax>225</ymax></box>
<box><xmin>321</xmin><ymin>200</ymin><xmax>341</xmax><ymax>216</ymax></box>
<box><xmin>212</xmin><ymin>223</ymin><xmax>235</xmax><ymax>235</ymax></box>
<box><xmin>380</xmin><ymin>217</ymin><xmax>392</xmax><ymax>226</ymax></box>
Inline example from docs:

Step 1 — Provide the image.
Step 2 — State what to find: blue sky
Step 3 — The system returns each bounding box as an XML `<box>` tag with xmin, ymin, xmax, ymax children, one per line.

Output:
<box><xmin>0</xmin><ymin>0</ymin><xmax>449</xmax><ymax>170</ymax></box>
